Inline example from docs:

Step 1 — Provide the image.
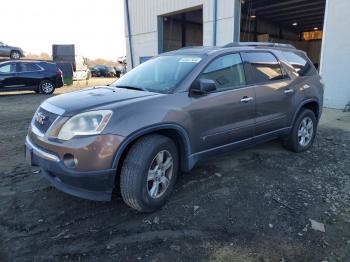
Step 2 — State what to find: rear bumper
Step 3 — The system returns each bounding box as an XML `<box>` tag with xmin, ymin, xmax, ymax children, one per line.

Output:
<box><xmin>55</xmin><ymin>78</ymin><xmax>64</xmax><ymax>88</ymax></box>
<box><xmin>25</xmin><ymin>136</ymin><xmax>116</xmax><ymax>201</ymax></box>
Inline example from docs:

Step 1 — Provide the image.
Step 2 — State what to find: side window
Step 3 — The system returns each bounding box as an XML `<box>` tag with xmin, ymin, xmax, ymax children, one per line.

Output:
<box><xmin>199</xmin><ymin>53</ymin><xmax>246</xmax><ymax>91</ymax></box>
<box><xmin>0</xmin><ymin>63</ymin><xmax>16</xmax><ymax>73</ymax></box>
<box><xmin>21</xmin><ymin>63</ymin><xmax>42</xmax><ymax>72</ymax></box>
<box><xmin>243</xmin><ymin>52</ymin><xmax>285</xmax><ymax>84</ymax></box>
<box><xmin>282</xmin><ymin>51</ymin><xmax>317</xmax><ymax>76</ymax></box>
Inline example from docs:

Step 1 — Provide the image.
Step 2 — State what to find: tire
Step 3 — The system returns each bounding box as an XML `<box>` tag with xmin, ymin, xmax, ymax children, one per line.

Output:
<box><xmin>120</xmin><ymin>134</ymin><xmax>179</xmax><ymax>212</ymax></box>
<box><xmin>10</xmin><ymin>51</ymin><xmax>21</xmax><ymax>59</ymax></box>
<box><xmin>38</xmin><ymin>80</ymin><xmax>55</xmax><ymax>95</ymax></box>
<box><xmin>283</xmin><ymin>109</ymin><xmax>317</xmax><ymax>152</ymax></box>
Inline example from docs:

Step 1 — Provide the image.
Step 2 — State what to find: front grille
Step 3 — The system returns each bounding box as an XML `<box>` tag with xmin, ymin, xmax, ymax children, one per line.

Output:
<box><xmin>33</xmin><ymin>107</ymin><xmax>59</xmax><ymax>134</ymax></box>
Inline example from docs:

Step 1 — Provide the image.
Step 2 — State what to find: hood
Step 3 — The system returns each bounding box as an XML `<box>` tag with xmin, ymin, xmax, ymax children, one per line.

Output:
<box><xmin>41</xmin><ymin>86</ymin><xmax>160</xmax><ymax>116</ymax></box>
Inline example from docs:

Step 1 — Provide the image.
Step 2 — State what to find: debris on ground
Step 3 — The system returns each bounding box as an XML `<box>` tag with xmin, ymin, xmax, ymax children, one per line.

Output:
<box><xmin>214</xmin><ymin>172</ymin><xmax>222</xmax><ymax>178</ymax></box>
<box><xmin>193</xmin><ymin>205</ymin><xmax>200</xmax><ymax>215</ymax></box>
<box><xmin>310</xmin><ymin>219</ymin><xmax>326</xmax><ymax>232</ymax></box>
<box><xmin>153</xmin><ymin>216</ymin><xmax>160</xmax><ymax>224</ymax></box>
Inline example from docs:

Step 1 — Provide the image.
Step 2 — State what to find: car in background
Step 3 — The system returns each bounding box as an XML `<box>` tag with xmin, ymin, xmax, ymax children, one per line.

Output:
<box><xmin>90</xmin><ymin>67</ymin><xmax>101</xmax><ymax>77</ymax></box>
<box><xmin>106</xmin><ymin>66</ymin><xmax>117</xmax><ymax>77</ymax></box>
<box><xmin>0</xmin><ymin>42</ymin><xmax>25</xmax><ymax>59</ymax></box>
<box><xmin>93</xmin><ymin>65</ymin><xmax>108</xmax><ymax>77</ymax></box>
<box><xmin>0</xmin><ymin>60</ymin><xmax>63</xmax><ymax>94</ymax></box>
<box><xmin>93</xmin><ymin>65</ymin><xmax>116</xmax><ymax>77</ymax></box>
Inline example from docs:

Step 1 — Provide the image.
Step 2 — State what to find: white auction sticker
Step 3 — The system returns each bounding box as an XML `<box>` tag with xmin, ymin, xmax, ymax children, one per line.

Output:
<box><xmin>179</xmin><ymin>57</ymin><xmax>202</xmax><ymax>63</ymax></box>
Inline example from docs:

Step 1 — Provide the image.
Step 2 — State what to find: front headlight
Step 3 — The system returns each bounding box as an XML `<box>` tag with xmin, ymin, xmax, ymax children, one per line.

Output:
<box><xmin>57</xmin><ymin>110</ymin><xmax>113</xmax><ymax>140</ymax></box>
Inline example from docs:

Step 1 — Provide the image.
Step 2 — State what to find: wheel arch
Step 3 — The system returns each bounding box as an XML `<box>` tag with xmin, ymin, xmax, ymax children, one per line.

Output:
<box><xmin>112</xmin><ymin>124</ymin><xmax>192</xmax><ymax>189</ymax></box>
<box><xmin>292</xmin><ymin>99</ymin><xmax>320</xmax><ymax>125</ymax></box>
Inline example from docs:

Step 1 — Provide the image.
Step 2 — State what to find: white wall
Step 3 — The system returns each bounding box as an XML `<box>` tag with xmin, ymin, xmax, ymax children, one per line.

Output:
<box><xmin>125</xmin><ymin>0</ymin><xmax>237</xmax><ymax>69</ymax></box>
<box><xmin>320</xmin><ymin>0</ymin><xmax>350</xmax><ymax>109</ymax></box>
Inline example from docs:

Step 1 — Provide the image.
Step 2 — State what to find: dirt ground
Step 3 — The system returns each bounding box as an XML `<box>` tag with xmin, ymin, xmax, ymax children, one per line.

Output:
<box><xmin>0</xmin><ymin>80</ymin><xmax>350</xmax><ymax>262</ymax></box>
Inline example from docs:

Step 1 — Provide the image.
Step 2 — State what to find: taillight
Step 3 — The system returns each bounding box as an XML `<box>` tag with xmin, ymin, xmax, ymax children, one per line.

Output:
<box><xmin>57</xmin><ymin>69</ymin><xmax>63</xmax><ymax>77</ymax></box>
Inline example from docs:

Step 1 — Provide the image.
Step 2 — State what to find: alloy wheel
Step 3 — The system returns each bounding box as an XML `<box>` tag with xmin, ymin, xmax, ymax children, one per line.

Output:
<box><xmin>11</xmin><ymin>52</ymin><xmax>20</xmax><ymax>59</ymax></box>
<box><xmin>298</xmin><ymin>116</ymin><xmax>314</xmax><ymax>146</ymax></box>
<box><xmin>41</xmin><ymin>82</ymin><xmax>54</xmax><ymax>94</ymax></box>
<box><xmin>147</xmin><ymin>150</ymin><xmax>173</xmax><ymax>199</ymax></box>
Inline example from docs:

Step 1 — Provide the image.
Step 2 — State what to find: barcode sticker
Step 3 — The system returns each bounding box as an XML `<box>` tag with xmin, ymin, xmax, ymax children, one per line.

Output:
<box><xmin>179</xmin><ymin>57</ymin><xmax>202</xmax><ymax>63</ymax></box>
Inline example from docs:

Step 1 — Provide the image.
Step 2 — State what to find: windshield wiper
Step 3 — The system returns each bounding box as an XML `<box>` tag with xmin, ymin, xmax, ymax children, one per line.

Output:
<box><xmin>115</xmin><ymin>85</ymin><xmax>147</xmax><ymax>92</ymax></box>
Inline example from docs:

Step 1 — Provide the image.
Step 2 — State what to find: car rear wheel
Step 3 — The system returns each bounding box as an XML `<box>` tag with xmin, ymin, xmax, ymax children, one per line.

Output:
<box><xmin>283</xmin><ymin>109</ymin><xmax>317</xmax><ymax>152</ymax></box>
<box><xmin>38</xmin><ymin>80</ymin><xmax>55</xmax><ymax>95</ymax></box>
<box><xmin>120</xmin><ymin>134</ymin><xmax>178</xmax><ymax>212</ymax></box>
<box><xmin>10</xmin><ymin>51</ymin><xmax>21</xmax><ymax>59</ymax></box>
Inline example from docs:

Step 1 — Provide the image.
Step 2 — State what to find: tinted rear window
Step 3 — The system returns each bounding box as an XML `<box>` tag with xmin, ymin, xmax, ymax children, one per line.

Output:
<box><xmin>21</xmin><ymin>63</ymin><xmax>42</xmax><ymax>72</ymax></box>
<box><xmin>39</xmin><ymin>62</ymin><xmax>58</xmax><ymax>72</ymax></box>
<box><xmin>242</xmin><ymin>52</ymin><xmax>285</xmax><ymax>84</ymax></box>
<box><xmin>282</xmin><ymin>51</ymin><xmax>317</xmax><ymax>76</ymax></box>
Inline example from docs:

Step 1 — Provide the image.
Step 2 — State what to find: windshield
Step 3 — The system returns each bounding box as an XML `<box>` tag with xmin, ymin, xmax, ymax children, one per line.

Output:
<box><xmin>111</xmin><ymin>55</ymin><xmax>202</xmax><ymax>93</ymax></box>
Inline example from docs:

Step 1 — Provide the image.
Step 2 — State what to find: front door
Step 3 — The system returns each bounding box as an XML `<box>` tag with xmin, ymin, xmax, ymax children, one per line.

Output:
<box><xmin>0</xmin><ymin>62</ymin><xmax>18</xmax><ymax>90</ymax></box>
<box><xmin>187</xmin><ymin>53</ymin><xmax>255</xmax><ymax>153</ymax></box>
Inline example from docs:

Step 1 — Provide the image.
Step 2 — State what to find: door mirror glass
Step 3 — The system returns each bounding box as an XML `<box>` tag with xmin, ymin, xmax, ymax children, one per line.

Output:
<box><xmin>191</xmin><ymin>78</ymin><xmax>216</xmax><ymax>95</ymax></box>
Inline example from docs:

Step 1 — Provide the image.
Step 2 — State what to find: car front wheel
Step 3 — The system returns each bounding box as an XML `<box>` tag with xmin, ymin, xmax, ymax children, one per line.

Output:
<box><xmin>120</xmin><ymin>134</ymin><xmax>178</xmax><ymax>212</ymax></box>
<box><xmin>38</xmin><ymin>80</ymin><xmax>55</xmax><ymax>95</ymax></box>
<box><xmin>283</xmin><ymin>109</ymin><xmax>317</xmax><ymax>152</ymax></box>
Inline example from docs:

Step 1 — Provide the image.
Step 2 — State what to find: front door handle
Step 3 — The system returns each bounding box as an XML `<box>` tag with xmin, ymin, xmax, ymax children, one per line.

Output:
<box><xmin>240</xmin><ymin>96</ymin><xmax>254</xmax><ymax>103</ymax></box>
<box><xmin>284</xmin><ymin>89</ymin><xmax>294</xmax><ymax>94</ymax></box>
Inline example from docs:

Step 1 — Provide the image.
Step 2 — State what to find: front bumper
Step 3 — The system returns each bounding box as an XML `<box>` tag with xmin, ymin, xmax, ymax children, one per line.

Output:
<box><xmin>25</xmin><ymin>136</ymin><xmax>117</xmax><ymax>201</ymax></box>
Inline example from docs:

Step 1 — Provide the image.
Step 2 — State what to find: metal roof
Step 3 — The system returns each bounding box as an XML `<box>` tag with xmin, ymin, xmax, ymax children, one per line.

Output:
<box><xmin>242</xmin><ymin>0</ymin><xmax>326</xmax><ymax>32</ymax></box>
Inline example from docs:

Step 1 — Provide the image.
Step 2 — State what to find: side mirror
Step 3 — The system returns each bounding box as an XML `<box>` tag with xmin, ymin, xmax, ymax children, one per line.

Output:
<box><xmin>191</xmin><ymin>79</ymin><xmax>216</xmax><ymax>95</ymax></box>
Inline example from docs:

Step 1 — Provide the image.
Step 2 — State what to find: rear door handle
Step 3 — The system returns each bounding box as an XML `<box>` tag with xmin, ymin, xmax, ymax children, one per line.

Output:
<box><xmin>240</xmin><ymin>96</ymin><xmax>254</xmax><ymax>103</ymax></box>
<box><xmin>284</xmin><ymin>89</ymin><xmax>294</xmax><ymax>94</ymax></box>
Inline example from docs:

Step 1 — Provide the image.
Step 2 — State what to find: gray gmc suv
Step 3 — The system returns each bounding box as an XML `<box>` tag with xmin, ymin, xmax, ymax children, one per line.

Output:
<box><xmin>25</xmin><ymin>42</ymin><xmax>324</xmax><ymax>212</ymax></box>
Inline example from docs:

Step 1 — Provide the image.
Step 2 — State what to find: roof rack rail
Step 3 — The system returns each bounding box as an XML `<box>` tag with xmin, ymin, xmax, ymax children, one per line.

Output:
<box><xmin>223</xmin><ymin>42</ymin><xmax>296</xmax><ymax>49</ymax></box>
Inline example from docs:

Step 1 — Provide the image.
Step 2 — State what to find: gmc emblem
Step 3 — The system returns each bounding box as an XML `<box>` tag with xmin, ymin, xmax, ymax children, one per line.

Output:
<box><xmin>35</xmin><ymin>112</ymin><xmax>47</xmax><ymax>125</ymax></box>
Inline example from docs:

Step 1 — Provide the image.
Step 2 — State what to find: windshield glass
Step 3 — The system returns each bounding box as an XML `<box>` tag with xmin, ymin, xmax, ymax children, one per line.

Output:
<box><xmin>111</xmin><ymin>55</ymin><xmax>202</xmax><ymax>93</ymax></box>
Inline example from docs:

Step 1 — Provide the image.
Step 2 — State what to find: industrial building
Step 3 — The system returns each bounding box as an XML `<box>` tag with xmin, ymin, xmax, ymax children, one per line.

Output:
<box><xmin>124</xmin><ymin>0</ymin><xmax>350</xmax><ymax>109</ymax></box>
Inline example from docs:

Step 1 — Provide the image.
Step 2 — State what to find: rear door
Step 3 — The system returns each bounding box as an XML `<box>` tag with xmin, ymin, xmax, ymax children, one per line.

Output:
<box><xmin>17</xmin><ymin>62</ymin><xmax>44</xmax><ymax>89</ymax></box>
<box><xmin>241</xmin><ymin>51</ymin><xmax>293</xmax><ymax>136</ymax></box>
<box><xmin>188</xmin><ymin>53</ymin><xmax>255</xmax><ymax>153</ymax></box>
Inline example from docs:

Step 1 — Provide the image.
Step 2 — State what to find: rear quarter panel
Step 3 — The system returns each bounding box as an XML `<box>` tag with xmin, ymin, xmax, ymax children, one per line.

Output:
<box><xmin>276</xmin><ymin>50</ymin><xmax>323</xmax><ymax>124</ymax></box>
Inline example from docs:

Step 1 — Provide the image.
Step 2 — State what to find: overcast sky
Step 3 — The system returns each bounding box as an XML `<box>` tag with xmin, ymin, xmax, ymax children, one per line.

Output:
<box><xmin>1</xmin><ymin>0</ymin><xmax>126</xmax><ymax>60</ymax></box>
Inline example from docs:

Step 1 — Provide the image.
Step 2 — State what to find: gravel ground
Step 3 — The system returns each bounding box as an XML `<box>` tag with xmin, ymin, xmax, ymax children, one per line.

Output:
<box><xmin>0</xmin><ymin>84</ymin><xmax>349</xmax><ymax>262</ymax></box>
